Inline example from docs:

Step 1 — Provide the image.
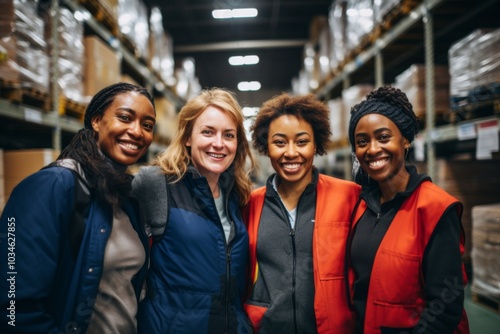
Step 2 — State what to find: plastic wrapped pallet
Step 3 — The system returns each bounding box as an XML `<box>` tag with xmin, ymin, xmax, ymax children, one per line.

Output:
<box><xmin>328</xmin><ymin>0</ymin><xmax>348</xmax><ymax>71</ymax></box>
<box><xmin>0</xmin><ymin>0</ymin><xmax>49</xmax><ymax>93</ymax></box>
<box><xmin>118</xmin><ymin>0</ymin><xmax>149</xmax><ymax>60</ymax></box>
<box><xmin>148</xmin><ymin>6</ymin><xmax>175</xmax><ymax>85</ymax></box>
<box><xmin>373</xmin><ymin>0</ymin><xmax>401</xmax><ymax>23</ymax></box>
<box><xmin>471</xmin><ymin>203</ymin><xmax>500</xmax><ymax>300</ymax></box>
<box><xmin>345</xmin><ymin>0</ymin><xmax>374</xmax><ymax>54</ymax></box>
<box><xmin>448</xmin><ymin>28</ymin><xmax>500</xmax><ymax>104</ymax></box>
<box><xmin>40</xmin><ymin>6</ymin><xmax>84</xmax><ymax>103</ymax></box>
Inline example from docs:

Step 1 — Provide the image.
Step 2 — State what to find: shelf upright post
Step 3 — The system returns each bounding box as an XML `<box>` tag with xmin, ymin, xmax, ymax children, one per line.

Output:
<box><xmin>50</xmin><ymin>0</ymin><xmax>61</xmax><ymax>152</ymax></box>
<box><xmin>343</xmin><ymin>75</ymin><xmax>352</xmax><ymax>180</ymax></box>
<box><xmin>423</xmin><ymin>1</ymin><xmax>436</xmax><ymax>181</ymax></box>
<box><xmin>375</xmin><ymin>42</ymin><xmax>384</xmax><ymax>88</ymax></box>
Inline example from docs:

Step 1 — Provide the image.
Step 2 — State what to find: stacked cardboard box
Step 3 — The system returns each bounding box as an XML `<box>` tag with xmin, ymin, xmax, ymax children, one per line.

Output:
<box><xmin>3</xmin><ymin>149</ymin><xmax>59</xmax><ymax>204</ymax></box>
<box><xmin>83</xmin><ymin>36</ymin><xmax>121</xmax><ymax>97</ymax></box>
<box><xmin>153</xmin><ymin>97</ymin><xmax>177</xmax><ymax>145</ymax></box>
<box><xmin>415</xmin><ymin>159</ymin><xmax>500</xmax><ymax>265</ymax></box>
<box><xmin>471</xmin><ymin>203</ymin><xmax>500</xmax><ymax>300</ymax></box>
<box><xmin>394</xmin><ymin>64</ymin><xmax>450</xmax><ymax>118</ymax></box>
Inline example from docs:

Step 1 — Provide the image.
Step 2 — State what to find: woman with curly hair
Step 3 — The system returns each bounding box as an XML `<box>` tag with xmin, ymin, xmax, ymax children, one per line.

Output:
<box><xmin>132</xmin><ymin>88</ymin><xmax>255</xmax><ymax>333</ymax></box>
<box><xmin>244</xmin><ymin>93</ymin><xmax>361</xmax><ymax>334</ymax></box>
<box><xmin>348</xmin><ymin>85</ymin><xmax>469</xmax><ymax>333</ymax></box>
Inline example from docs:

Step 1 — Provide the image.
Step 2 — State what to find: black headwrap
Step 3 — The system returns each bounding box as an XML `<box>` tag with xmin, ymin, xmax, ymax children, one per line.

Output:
<box><xmin>348</xmin><ymin>99</ymin><xmax>419</xmax><ymax>151</ymax></box>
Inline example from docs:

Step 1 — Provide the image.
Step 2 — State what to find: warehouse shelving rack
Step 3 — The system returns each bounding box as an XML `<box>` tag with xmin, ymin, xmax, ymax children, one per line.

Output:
<box><xmin>315</xmin><ymin>0</ymin><xmax>500</xmax><ymax>180</ymax></box>
<box><xmin>0</xmin><ymin>0</ymin><xmax>183</xmax><ymax>152</ymax></box>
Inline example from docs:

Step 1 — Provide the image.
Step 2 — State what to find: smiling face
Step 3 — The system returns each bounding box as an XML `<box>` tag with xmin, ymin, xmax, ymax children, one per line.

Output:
<box><xmin>91</xmin><ymin>91</ymin><xmax>155</xmax><ymax>166</ymax></box>
<box><xmin>354</xmin><ymin>113</ymin><xmax>409</xmax><ymax>189</ymax></box>
<box><xmin>186</xmin><ymin>106</ymin><xmax>237</xmax><ymax>181</ymax></box>
<box><xmin>268</xmin><ymin>115</ymin><xmax>316</xmax><ymax>188</ymax></box>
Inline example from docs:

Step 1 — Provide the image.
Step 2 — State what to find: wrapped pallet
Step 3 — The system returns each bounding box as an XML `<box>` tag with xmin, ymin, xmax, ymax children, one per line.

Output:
<box><xmin>0</xmin><ymin>0</ymin><xmax>49</xmax><ymax>93</ymax></box>
<box><xmin>328</xmin><ymin>0</ymin><xmax>348</xmax><ymax>71</ymax></box>
<box><xmin>148</xmin><ymin>6</ymin><xmax>175</xmax><ymax>85</ymax></box>
<box><xmin>345</xmin><ymin>0</ymin><xmax>374</xmax><ymax>54</ymax></box>
<box><xmin>448</xmin><ymin>28</ymin><xmax>500</xmax><ymax>106</ymax></box>
<box><xmin>471</xmin><ymin>203</ymin><xmax>500</xmax><ymax>301</ymax></box>
<box><xmin>40</xmin><ymin>5</ymin><xmax>85</xmax><ymax>103</ymax></box>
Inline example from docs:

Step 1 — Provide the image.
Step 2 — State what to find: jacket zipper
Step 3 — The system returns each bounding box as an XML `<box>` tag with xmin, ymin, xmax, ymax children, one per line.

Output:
<box><xmin>225</xmin><ymin>245</ymin><xmax>232</xmax><ymax>334</ymax></box>
<box><xmin>290</xmin><ymin>227</ymin><xmax>299</xmax><ymax>334</ymax></box>
<box><xmin>222</xmin><ymin>193</ymin><xmax>232</xmax><ymax>334</ymax></box>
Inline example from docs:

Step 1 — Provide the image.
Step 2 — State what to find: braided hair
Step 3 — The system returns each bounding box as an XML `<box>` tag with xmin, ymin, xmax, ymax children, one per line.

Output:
<box><xmin>59</xmin><ymin>82</ymin><xmax>155</xmax><ymax>206</ymax></box>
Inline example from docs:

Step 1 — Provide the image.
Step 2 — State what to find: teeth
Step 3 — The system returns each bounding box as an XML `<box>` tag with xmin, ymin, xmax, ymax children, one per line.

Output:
<box><xmin>283</xmin><ymin>163</ymin><xmax>301</xmax><ymax>169</ymax></box>
<box><xmin>122</xmin><ymin>142</ymin><xmax>139</xmax><ymax>150</ymax></box>
<box><xmin>208</xmin><ymin>153</ymin><xmax>225</xmax><ymax>158</ymax></box>
<box><xmin>369</xmin><ymin>159</ymin><xmax>387</xmax><ymax>167</ymax></box>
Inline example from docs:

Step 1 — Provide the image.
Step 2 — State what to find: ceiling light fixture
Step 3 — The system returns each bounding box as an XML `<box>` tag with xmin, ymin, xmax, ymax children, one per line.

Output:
<box><xmin>212</xmin><ymin>8</ymin><xmax>258</xmax><ymax>19</ymax></box>
<box><xmin>238</xmin><ymin>81</ymin><xmax>261</xmax><ymax>91</ymax></box>
<box><xmin>228</xmin><ymin>55</ymin><xmax>260</xmax><ymax>66</ymax></box>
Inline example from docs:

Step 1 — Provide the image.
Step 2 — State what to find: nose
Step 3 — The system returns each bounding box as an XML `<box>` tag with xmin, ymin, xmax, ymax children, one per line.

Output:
<box><xmin>367</xmin><ymin>140</ymin><xmax>381</xmax><ymax>155</ymax></box>
<box><xmin>127</xmin><ymin>120</ymin><xmax>143</xmax><ymax>138</ymax></box>
<box><xmin>284</xmin><ymin>143</ymin><xmax>298</xmax><ymax>157</ymax></box>
<box><xmin>213</xmin><ymin>133</ymin><xmax>224</xmax><ymax>148</ymax></box>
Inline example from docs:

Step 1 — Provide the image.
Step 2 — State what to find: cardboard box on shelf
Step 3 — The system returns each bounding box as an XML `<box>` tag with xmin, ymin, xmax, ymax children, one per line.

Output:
<box><xmin>83</xmin><ymin>36</ymin><xmax>121</xmax><ymax>97</ymax></box>
<box><xmin>415</xmin><ymin>159</ymin><xmax>500</xmax><ymax>265</ymax></box>
<box><xmin>404</xmin><ymin>85</ymin><xmax>450</xmax><ymax>118</ymax></box>
<box><xmin>3</xmin><ymin>149</ymin><xmax>59</xmax><ymax>201</ymax></box>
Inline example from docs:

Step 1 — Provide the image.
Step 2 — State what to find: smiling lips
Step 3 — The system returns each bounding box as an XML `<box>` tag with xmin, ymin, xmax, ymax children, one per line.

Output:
<box><xmin>367</xmin><ymin>157</ymin><xmax>389</xmax><ymax>169</ymax></box>
<box><xmin>119</xmin><ymin>141</ymin><xmax>142</xmax><ymax>151</ymax></box>
<box><xmin>282</xmin><ymin>163</ymin><xmax>302</xmax><ymax>172</ymax></box>
<box><xmin>208</xmin><ymin>152</ymin><xmax>226</xmax><ymax>159</ymax></box>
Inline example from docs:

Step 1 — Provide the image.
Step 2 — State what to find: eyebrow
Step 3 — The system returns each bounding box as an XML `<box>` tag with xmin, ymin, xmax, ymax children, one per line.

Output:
<box><xmin>200</xmin><ymin>125</ymin><xmax>236</xmax><ymax>132</ymax></box>
<box><xmin>355</xmin><ymin>127</ymin><xmax>392</xmax><ymax>136</ymax></box>
<box><xmin>116</xmin><ymin>107</ymin><xmax>156</xmax><ymax>122</ymax></box>
<box><xmin>271</xmin><ymin>131</ymin><xmax>310</xmax><ymax>138</ymax></box>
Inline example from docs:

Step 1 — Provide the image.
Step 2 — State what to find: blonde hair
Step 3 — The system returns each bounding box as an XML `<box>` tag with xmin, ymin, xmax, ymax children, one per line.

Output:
<box><xmin>155</xmin><ymin>88</ymin><xmax>255</xmax><ymax>206</ymax></box>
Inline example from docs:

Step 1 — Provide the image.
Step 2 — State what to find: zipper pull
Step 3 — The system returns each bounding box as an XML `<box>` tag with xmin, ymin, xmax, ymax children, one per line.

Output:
<box><xmin>289</xmin><ymin>228</ymin><xmax>295</xmax><ymax>236</ymax></box>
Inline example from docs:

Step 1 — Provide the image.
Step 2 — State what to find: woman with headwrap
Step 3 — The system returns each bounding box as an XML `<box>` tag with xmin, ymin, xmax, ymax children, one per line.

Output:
<box><xmin>347</xmin><ymin>85</ymin><xmax>469</xmax><ymax>334</ymax></box>
<box><xmin>0</xmin><ymin>82</ymin><xmax>156</xmax><ymax>334</ymax></box>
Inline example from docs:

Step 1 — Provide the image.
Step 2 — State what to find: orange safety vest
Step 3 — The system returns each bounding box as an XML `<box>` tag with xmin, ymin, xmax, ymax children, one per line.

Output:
<box><xmin>351</xmin><ymin>181</ymin><xmax>469</xmax><ymax>334</ymax></box>
<box><xmin>244</xmin><ymin>174</ymin><xmax>361</xmax><ymax>334</ymax></box>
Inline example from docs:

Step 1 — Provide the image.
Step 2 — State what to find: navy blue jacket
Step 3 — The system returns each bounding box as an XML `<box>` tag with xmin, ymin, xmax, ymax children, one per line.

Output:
<box><xmin>133</xmin><ymin>166</ymin><xmax>252</xmax><ymax>334</ymax></box>
<box><xmin>0</xmin><ymin>166</ymin><xmax>149</xmax><ymax>333</ymax></box>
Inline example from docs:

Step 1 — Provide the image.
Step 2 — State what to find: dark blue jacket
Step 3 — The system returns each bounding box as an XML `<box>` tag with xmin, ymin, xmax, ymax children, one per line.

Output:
<box><xmin>133</xmin><ymin>166</ymin><xmax>252</xmax><ymax>334</ymax></box>
<box><xmin>0</xmin><ymin>166</ymin><xmax>149</xmax><ymax>333</ymax></box>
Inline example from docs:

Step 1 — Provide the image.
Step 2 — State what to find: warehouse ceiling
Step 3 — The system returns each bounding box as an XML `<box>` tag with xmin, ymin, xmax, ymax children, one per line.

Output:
<box><xmin>142</xmin><ymin>0</ymin><xmax>500</xmax><ymax>109</ymax></box>
<box><xmin>142</xmin><ymin>0</ymin><xmax>334</xmax><ymax>107</ymax></box>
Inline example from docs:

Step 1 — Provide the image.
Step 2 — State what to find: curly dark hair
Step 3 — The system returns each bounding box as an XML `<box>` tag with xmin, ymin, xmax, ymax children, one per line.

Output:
<box><xmin>251</xmin><ymin>93</ymin><xmax>331</xmax><ymax>155</ymax></box>
<box><xmin>59</xmin><ymin>82</ymin><xmax>155</xmax><ymax>206</ymax></box>
<box><xmin>348</xmin><ymin>85</ymin><xmax>419</xmax><ymax>150</ymax></box>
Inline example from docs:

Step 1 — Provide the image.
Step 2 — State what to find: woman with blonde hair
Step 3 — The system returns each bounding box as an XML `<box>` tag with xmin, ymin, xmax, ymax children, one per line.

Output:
<box><xmin>132</xmin><ymin>88</ymin><xmax>255</xmax><ymax>333</ymax></box>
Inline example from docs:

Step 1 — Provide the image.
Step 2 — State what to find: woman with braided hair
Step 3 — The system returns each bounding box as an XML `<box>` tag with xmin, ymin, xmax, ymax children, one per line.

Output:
<box><xmin>0</xmin><ymin>82</ymin><xmax>156</xmax><ymax>333</ymax></box>
<box><xmin>347</xmin><ymin>85</ymin><xmax>469</xmax><ymax>334</ymax></box>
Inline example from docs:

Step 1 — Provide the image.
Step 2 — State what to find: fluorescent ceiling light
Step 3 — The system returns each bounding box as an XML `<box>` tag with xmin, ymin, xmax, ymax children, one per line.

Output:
<box><xmin>212</xmin><ymin>8</ymin><xmax>258</xmax><ymax>19</ymax></box>
<box><xmin>238</xmin><ymin>81</ymin><xmax>261</xmax><ymax>91</ymax></box>
<box><xmin>228</xmin><ymin>55</ymin><xmax>259</xmax><ymax>66</ymax></box>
